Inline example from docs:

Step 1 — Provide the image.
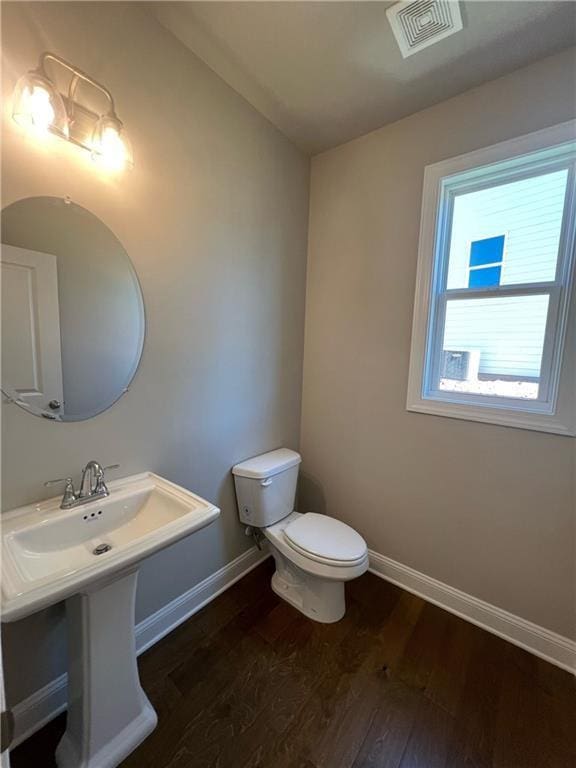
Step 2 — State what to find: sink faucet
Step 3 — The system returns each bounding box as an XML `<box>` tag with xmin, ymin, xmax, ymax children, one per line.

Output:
<box><xmin>45</xmin><ymin>461</ymin><xmax>120</xmax><ymax>509</ymax></box>
<box><xmin>79</xmin><ymin>460</ymin><xmax>104</xmax><ymax>498</ymax></box>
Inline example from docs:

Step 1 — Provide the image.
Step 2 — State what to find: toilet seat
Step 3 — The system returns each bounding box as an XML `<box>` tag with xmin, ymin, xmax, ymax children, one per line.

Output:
<box><xmin>284</xmin><ymin>513</ymin><xmax>367</xmax><ymax>567</ymax></box>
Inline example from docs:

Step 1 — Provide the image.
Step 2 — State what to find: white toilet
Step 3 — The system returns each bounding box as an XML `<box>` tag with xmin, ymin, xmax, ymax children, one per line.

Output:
<box><xmin>232</xmin><ymin>448</ymin><xmax>368</xmax><ymax>623</ymax></box>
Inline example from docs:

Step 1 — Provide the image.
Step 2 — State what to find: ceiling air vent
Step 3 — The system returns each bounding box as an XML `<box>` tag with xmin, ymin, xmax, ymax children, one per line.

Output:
<box><xmin>386</xmin><ymin>0</ymin><xmax>463</xmax><ymax>58</ymax></box>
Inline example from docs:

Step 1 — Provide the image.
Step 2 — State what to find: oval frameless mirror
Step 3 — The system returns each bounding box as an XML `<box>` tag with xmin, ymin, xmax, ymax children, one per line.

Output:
<box><xmin>1</xmin><ymin>197</ymin><xmax>145</xmax><ymax>421</ymax></box>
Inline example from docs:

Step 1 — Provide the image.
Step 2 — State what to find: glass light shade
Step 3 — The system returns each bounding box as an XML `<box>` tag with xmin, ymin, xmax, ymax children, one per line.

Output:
<box><xmin>91</xmin><ymin>115</ymin><xmax>133</xmax><ymax>171</ymax></box>
<box><xmin>12</xmin><ymin>72</ymin><xmax>68</xmax><ymax>137</ymax></box>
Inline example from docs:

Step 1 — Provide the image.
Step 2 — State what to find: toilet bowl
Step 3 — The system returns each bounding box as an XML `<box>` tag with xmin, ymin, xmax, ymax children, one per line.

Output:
<box><xmin>232</xmin><ymin>449</ymin><xmax>368</xmax><ymax>623</ymax></box>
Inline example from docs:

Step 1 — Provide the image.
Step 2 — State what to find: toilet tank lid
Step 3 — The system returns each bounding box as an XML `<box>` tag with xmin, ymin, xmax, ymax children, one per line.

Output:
<box><xmin>232</xmin><ymin>448</ymin><xmax>301</xmax><ymax>479</ymax></box>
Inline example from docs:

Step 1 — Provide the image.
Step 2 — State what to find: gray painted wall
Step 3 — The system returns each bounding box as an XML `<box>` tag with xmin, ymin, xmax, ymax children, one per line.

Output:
<box><xmin>300</xmin><ymin>48</ymin><xmax>576</xmax><ymax>640</ymax></box>
<box><xmin>1</xmin><ymin>2</ymin><xmax>309</xmax><ymax>705</ymax></box>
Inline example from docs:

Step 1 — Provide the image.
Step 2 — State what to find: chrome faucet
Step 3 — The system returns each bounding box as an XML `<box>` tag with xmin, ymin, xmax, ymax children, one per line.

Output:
<box><xmin>45</xmin><ymin>461</ymin><xmax>120</xmax><ymax>509</ymax></box>
<box><xmin>79</xmin><ymin>460</ymin><xmax>104</xmax><ymax>498</ymax></box>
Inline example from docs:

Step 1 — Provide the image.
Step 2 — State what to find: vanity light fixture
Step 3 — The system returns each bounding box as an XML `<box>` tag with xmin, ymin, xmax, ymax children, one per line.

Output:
<box><xmin>12</xmin><ymin>52</ymin><xmax>133</xmax><ymax>170</ymax></box>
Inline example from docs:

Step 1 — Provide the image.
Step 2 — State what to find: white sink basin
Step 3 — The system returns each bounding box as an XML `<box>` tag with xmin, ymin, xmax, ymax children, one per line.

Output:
<box><xmin>2</xmin><ymin>471</ymin><xmax>220</xmax><ymax>768</ymax></box>
<box><xmin>2</xmin><ymin>472</ymin><xmax>219</xmax><ymax>622</ymax></box>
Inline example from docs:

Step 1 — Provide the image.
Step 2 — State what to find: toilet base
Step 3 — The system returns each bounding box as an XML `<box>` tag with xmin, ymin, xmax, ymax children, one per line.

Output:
<box><xmin>270</xmin><ymin>555</ymin><xmax>345</xmax><ymax>623</ymax></box>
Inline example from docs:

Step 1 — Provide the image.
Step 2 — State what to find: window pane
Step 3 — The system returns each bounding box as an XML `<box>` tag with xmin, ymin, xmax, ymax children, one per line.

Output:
<box><xmin>446</xmin><ymin>169</ymin><xmax>568</xmax><ymax>289</ymax></box>
<box><xmin>439</xmin><ymin>294</ymin><xmax>550</xmax><ymax>400</ymax></box>
<box><xmin>469</xmin><ymin>235</ymin><xmax>505</xmax><ymax>267</ymax></box>
<box><xmin>468</xmin><ymin>265</ymin><xmax>501</xmax><ymax>288</ymax></box>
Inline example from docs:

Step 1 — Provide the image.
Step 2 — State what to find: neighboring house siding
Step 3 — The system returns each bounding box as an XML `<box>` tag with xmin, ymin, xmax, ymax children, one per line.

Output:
<box><xmin>444</xmin><ymin>169</ymin><xmax>567</xmax><ymax>378</ymax></box>
<box><xmin>443</xmin><ymin>295</ymin><xmax>549</xmax><ymax>378</ymax></box>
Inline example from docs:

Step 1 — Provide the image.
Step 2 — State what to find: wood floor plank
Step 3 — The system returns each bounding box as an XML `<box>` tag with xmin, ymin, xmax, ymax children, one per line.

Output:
<box><xmin>351</xmin><ymin>680</ymin><xmax>421</xmax><ymax>768</ymax></box>
<box><xmin>446</xmin><ymin>629</ymin><xmax>511</xmax><ymax>767</ymax></box>
<box><xmin>424</xmin><ymin>612</ymin><xmax>483</xmax><ymax>717</ymax></box>
<box><xmin>10</xmin><ymin>565</ymin><xmax>576</xmax><ymax>768</ymax></box>
<box><xmin>173</xmin><ymin>628</ymin><xmax>311</xmax><ymax>767</ymax></box>
<box><xmin>374</xmin><ymin>590</ymin><xmax>426</xmax><ymax>672</ymax></box>
<box><xmin>493</xmin><ymin>644</ymin><xmax>576</xmax><ymax>768</ymax></box>
<box><xmin>307</xmin><ymin>596</ymin><xmax>414</xmax><ymax>768</ymax></box>
<box><xmin>254</xmin><ymin>600</ymin><xmax>300</xmax><ymax>645</ymax></box>
<box><xmin>398</xmin><ymin>697</ymin><xmax>458</xmax><ymax>768</ymax></box>
<box><xmin>392</xmin><ymin>601</ymin><xmax>451</xmax><ymax>692</ymax></box>
<box><xmin>252</xmin><ymin>604</ymin><xmax>369</xmax><ymax>768</ymax></box>
<box><xmin>131</xmin><ymin>624</ymin><xmax>280</xmax><ymax>763</ymax></box>
<box><xmin>307</xmin><ymin>669</ymin><xmax>380</xmax><ymax>768</ymax></box>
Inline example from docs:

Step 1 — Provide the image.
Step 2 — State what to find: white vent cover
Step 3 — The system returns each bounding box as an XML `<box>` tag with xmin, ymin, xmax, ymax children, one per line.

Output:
<box><xmin>387</xmin><ymin>0</ymin><xmax>463</xmax><ymax>58</ymax></box>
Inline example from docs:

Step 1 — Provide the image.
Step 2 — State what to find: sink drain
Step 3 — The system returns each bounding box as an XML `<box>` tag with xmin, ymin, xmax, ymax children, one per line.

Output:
<box><xmin>93</xmin><ymin>543</ymin><xmax>112</xmax><ymax>556</ymax></box>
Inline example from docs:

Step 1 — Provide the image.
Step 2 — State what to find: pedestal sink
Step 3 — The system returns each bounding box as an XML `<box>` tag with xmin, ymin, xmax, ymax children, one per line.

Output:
<box><xmin>1</xmin><ymin>472</ymin><xmax>220</xmax><ymax>768</ymax></box>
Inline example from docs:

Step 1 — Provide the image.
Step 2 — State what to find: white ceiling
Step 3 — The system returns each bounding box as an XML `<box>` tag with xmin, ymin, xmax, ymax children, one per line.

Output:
<box><xmin>152</xmin><ymin>1</ymin><xmax>576</xmax><ymax>154</ymax></box>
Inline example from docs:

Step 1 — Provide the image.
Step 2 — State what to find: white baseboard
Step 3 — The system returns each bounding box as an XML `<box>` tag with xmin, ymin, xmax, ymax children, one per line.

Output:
<box><xmin>10</xmin><ymin>545</ymin><xmax>270</xmax><ymax>750</ymax></box>
<box><xmin>368</xmin><ymin>549</ymin><xmax>576</xmax><ymax>675</ymax></box>
<box><xmin>10</xmin><ymin>674</ymin><xmax>68</xmax><ymax>751</ymax></box>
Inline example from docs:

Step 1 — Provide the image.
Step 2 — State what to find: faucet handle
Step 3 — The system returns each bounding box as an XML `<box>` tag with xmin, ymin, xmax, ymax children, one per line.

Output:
<box><xmin>44</xmin><ymin>477</ymin><xmax>73</xmax><ymax>487</ymax></box>
<box><xmin>44</xmin><ymin>477</ymin><xmax>77</xmax><ymax>506</ymax></box>
<box><xmin>94</xmin><ymin>464</ymin><xmax>120</xmax><ymax>495</ymax></box>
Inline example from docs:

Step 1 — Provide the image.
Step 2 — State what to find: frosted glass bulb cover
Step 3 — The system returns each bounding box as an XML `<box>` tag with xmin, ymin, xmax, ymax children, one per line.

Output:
<box><xmin>12</xmin><ymin>72</ymin><xmax>68</xmax><ymax>137</ymax></box>
<box><xmin>91</xmin><ymin>116</ymin><xmax>133</xmax><ymax>171</ymax></box>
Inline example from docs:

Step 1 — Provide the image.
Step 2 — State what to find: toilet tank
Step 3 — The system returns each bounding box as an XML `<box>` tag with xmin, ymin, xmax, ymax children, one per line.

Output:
<box><xmin>232</xmin><ymin>448</ymin><xmax>301</xmax><ymax>527</ymax></box>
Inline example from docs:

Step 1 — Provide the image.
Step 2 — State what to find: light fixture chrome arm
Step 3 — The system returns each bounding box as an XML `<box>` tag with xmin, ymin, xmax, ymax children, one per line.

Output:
<box><xmin>39</xmin><ymin>52</ymin><xmax>117</xmax><ymax>118</ymax></box>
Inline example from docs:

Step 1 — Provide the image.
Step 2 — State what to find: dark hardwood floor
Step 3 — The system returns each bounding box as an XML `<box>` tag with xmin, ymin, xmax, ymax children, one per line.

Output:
<box><xmin>10</xmin><ymin>559</ymin><xmax>576</xmax><ymax>768</ymax></box>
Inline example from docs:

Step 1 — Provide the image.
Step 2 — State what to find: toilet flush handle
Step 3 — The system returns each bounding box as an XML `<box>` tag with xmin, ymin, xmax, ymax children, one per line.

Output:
<box><xmin>260</xmin><ymin>478</ymin><xmax>273</xmax><ymax>487</ymax></box>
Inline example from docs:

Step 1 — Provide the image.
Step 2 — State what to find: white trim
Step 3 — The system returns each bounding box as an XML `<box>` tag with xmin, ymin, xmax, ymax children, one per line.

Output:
<box><xmin>406</xmin><ymin>119</ymin><xmax>576</xmax><ymax>436</ymax></box>
<box><xmin>369</xmin><ymin>549</ymin><xmax>576</xmax><ymax>675</ymax></box>
<box><xmin>9</xmin><ymin>545</ymin><xmax>270</xmax><ymax>750</ymax></box>
<box><xmin>10</xmin><ymin>674</ymin><xmax>68</xmax><ymax>751</ymax></box>
<box><xmin>405</xmin><ymin>397</ymin><xmax>575</xmax><ymax>436</ymax></box>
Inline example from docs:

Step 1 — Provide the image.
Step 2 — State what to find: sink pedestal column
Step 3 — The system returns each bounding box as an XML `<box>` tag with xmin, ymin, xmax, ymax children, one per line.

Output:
<box><xmin>56</xmin><ymin>570</ymin><xmax>157</xmax><ymax>768</ymax></box>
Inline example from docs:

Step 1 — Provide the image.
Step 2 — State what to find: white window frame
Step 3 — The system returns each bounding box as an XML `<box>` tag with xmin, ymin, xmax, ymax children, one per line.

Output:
<box><xmin>407</xmin><ymin>121</ymin><xmax>576</xmax><ymax>436</ymax></box>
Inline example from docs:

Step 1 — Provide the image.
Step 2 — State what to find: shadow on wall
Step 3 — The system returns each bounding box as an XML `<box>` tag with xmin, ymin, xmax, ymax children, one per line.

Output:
<box><xmin>1</xmin><ymin>603</ymin><xmax>65</xmax><ymax>704</ymax></box>
<box><xmin>298</xmin><ymin>471</ymin><xmax>327</xmax><ymax>515</ymax></box>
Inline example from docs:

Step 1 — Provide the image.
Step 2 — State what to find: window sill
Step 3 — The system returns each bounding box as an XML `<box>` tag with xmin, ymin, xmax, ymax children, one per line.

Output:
<box><xmin>406</xmin><ymin>397</ymin><xmax>575</xmax><ymax>436</ymax></box>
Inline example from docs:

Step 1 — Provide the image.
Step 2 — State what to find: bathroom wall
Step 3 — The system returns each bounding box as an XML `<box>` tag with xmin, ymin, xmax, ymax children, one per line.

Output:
<box><xmin>300</xmin><ymin>48</ymin><xmax>576</xmax><ymax>639</ymax></box>
<box><xmin>1</xmin><ymin>2</ymin><xmax>309</xmax><ymax>704</ymax></box>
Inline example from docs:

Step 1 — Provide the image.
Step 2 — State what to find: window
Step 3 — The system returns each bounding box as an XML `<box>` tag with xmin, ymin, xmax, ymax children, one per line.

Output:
<box><xmin>407</xmin><ymin>122</ymin><xmax>576</xmax><ymax>435</ymax></box>
<box><xmin>468</xmin><ymin>235</ymin><xmax>504</xmax><ymax>288</ymax></box>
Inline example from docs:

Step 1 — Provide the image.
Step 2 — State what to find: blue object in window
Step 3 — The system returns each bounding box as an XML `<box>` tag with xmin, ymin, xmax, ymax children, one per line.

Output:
<box><xmin>469</xmin><ymin>235</ymin><xmax>505</xmax><ymax>267</ymax></box>
<box><xmin>469</xmin><ymin>265</ymin><xmax>502</xmax><ymax>288</ymax></box>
